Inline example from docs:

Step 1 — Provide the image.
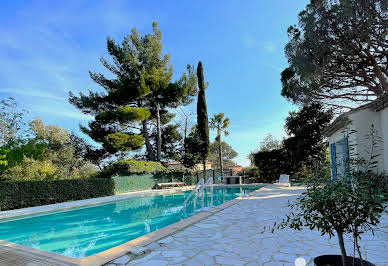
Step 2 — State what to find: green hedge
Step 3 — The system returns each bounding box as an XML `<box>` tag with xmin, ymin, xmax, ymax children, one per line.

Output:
<box><xmin>112</xmin><ymin>174</ymin><xmax>156</xmax><ymax>193</ymax></box>
<box><xmin>0</xmin><ymin>172</ymin><xmax>199</xmax><ymax>211</ymax></box>
<box><xmin>97</xmin><ymin>160</ymin><xmax>167</xmax><ymax>178</ymax></box>
<box><xmin>0</xmin><ymin>179</ymin><xmax>115</xmax><ymax>211</ymax></box>
<box><xmin>113</xmin><ymin>172</ymin><xmax>198</xmax><ymax>193</ymax></box>
<box><xmin>253</xmin><ymin>149</ymin><xmax>297</xmax><ymax>183</ymax></box>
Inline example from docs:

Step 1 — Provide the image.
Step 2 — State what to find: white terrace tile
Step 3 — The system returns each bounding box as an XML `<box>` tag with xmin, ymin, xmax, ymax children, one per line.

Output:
<box><xmin>112</xmin><ymin>185</ymin><xmax>388</xmax><ymax>266</ymax></box>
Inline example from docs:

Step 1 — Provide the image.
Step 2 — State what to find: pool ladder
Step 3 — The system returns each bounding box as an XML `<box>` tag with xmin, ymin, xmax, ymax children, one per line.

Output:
<box><xmin>183</xmin><ymin>177</ymin><xmax>213</xmax><ymax>215</ymax></box>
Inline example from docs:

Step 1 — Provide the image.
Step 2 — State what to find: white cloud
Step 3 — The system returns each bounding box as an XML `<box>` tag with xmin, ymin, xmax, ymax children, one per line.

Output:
<box><xmin>262</xmin><ymin>41</ymin><xmax>276</xmax><ymax>53</ymax></box>
<box><xmin>31</xmin><ymin>104</ymin><xmax>92</xmax><ymax>120</ymax></box>
<box><xmin>0</xmin><ymin>88</ymin><xmax>65</xmax><ymax>101</ymax></box>
<box><xmin>242</xmin><ymin>35</ymin><xmax>257</xmax><ymax>48</ymax></box>
<box><xmin>242</xmin><ymin>35</ymin><xmax>277</xmax><ymax>54</ymax></box>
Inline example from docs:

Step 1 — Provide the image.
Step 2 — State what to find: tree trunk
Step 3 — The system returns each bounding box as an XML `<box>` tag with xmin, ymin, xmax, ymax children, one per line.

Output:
<box><xmin>142</xmin><ymin>119</ymin><xmax>155</xmax><ymax>161</ymax></box>
<box><xmin>203</xmin><ymin>159</ymin><xmax>206</xmax><ymax>180</ymax></box>
<box><xmin>155</xmin><ymin>103</ymin><xmax>162</xmax><ymax>161</ymax></box>
<box><xmin>219</xmin><ymin>139</ymin><xmax>223</xmax><ymax>177</ymax></box>
<box><xmin>366</xmin><ymin>50</ymin><xmax>388</xmax><ymax>93</ymax></box>
<box><xmin>354</xmin><ymin>231</ymin><xmax>365</xmax><ymax>266</ymax></box>
<box><xmin>184</xmin><ymin>116</ymin><xmax>188</xmax><ymax>140</ymax></box>
<box><xmin>337</xmin><ymin>231</ymin><xmax>347</xmax><ymax>266</ymax></box>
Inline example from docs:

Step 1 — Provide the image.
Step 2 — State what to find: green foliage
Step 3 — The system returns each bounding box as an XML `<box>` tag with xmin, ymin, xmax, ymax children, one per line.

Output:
<box><xmin>253</xmin><ymin>149</ymin><xmax>294</xmax><ymax>183</ymax></box>
<box><xmin>160</xmin><ymin>124</ymin><xmax>182</xmax><ymax>161</ymax></box>
<box><xmin>0</xmin><ymin>179</ymin><xmax>115</xmax><ymax>211</ymax></box>
<box><xmin>281</xmin><ymin>0</ymin><xmax>388</xmax><ymax>108</ymax></box>
<box><xmin>1</xmin><ymin>118</ymin><xmax>98</xmax><ymax>180</ymax></box>
<box><xmin>99</xmin><ymin>160</ymin><xmax>167</xmax><ymax>178</ymax></box>
<box><xmin>0</xmin><ymin>171</ymin><xmax>197</xmax><ymax>210</ymax></box>
<box><xmin>196</xmin><ymin>61</ymin><xmax>210</xmax><ymax>170</ymax></box>
<box><xmin>259</xmin><ymin>134</ymin><xmax>282</xmax><ymax>152</ymax></box>
<box><xmin>210</xmin><ymin>113</ymin><xmax>230</xmax><ymax>173</ymax></box>
<box><xmin>243</xmin><ymin>166</ymin><xmax>262</xmax><ymax>183</ymax></box>
<box><xmin>3</xmin><ymin>157</ymin><xmax>56</xmax><ymax>180</ymax></box>
<box><xmin>0</xmin><ymin>97</ymin><xmax>27</xmax><ymax>145</ymax></box>
<box><xmin>68</xmin><ymin>133</ymin><xmax>109</xmax><ymax>170</ymax></box>
<box><xmin>180</xmin><ymin>126</ymin><xmax>202</xmax><ymax>168</ymax></box>
<box><xmin>105</xmin><ymin>133</ymin><xmax>145</xmax><ymax>152</ymax></box>
<box><xmin>283</xmin><ymin>103</ymin><xmax>333</xmax><ymax>167</ymax></box>
<box><xmin>69</xmin><ymin>22</ymin><xmax>197</xmax><ymax>161</ymax></box>
<box><xmin>273</xmin><ymin>167</ymin><xmax>385</xmax><ymax>264</ymax></box>
<box><xmin>208</xmin><ymin>141</ymin><xmax>237</xmax><ymax>164</ymax></box>
<box><xmin>2</xmin><ymin>157</ymin><xmax>97</xmax><ymax>181</ymax></box>
<box><xmin>252</xmin><ymin>104</ymin><xmax>332</xmax><ymax>181</ymax></box>
<box><xmin>272</xmin><ymin>132</ymin><xmax>386</xmax><ymax>264</ymax></box>
<box><xmin>0</xmin><ymin>152</ymin><xmax>8</xmax><ymax>171</ymax></box>
<box><xmin>210</xmin><ymin>113</ymin><xmax>230</xmax><ymax>141</ymax></box>
<box><xmin>112</xmin><ymin>174</ymin><xmax>156</xmax><ymax>193</ymax></box>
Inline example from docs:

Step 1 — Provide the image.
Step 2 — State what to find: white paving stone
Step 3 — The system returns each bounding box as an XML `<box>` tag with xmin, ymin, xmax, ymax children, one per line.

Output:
<box><xmin>105</xmin><ymin>185</ymin><xmax>388</xmax><ymax>266</ymax></box>
<box><xmin>134</xmin><ymin>260</ymin><xmax>167</xmax><ymax>266</ymax></box>
<box><xmin>161</xmin><ymin>250</ymin><xmax>183</xmax><ymax>257</ymax></box>
<box><xmin>112</xmin><ymin>255</ymin><xmax>130</xmax><ymax>265</ymax></box>
<box><xmin>157</xmin><ymin>236</ymin><xmax>174</xmax><ymax>244</ymax></box>
<box><xmin>128</xmin><ymin>246</ymin><xmax>148</xmax><ymax>256</ymax></box>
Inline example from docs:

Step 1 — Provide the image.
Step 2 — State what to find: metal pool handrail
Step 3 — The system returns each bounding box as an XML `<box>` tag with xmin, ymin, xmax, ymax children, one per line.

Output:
<box><xmin>183</xmin><ymin>177</ymin><xmax>214</xmax><ymax>215</ymax></box>
<box><xmin>202</xmin><ymin>176</ymin><xmax>213</xmax><ymax>208</ymax></box>
<box><xmin>183</xmin><ymin>178</ymin><xmax>204</xmax><ymax>214</ymax></box>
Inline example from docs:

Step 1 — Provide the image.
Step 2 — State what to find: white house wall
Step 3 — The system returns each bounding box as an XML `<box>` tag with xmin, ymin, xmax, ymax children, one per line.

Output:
<box><xmin>349</xmin><ymin>109</ymin><xmax>384</xmax><ymax>173</ymax></box>
<box><xmin>380</xmin><ymin>108</ymin><xmax>388</xmax><ymax>173</ymax></box>
<box><xmin>329</xmin><ymin>120</ymin><xmax>357</xmax><ymax>161</ymax></box>
<box><xmin>329</xmin><ymin>108</ymin><xmax>386</xmax><ymax>174</ymax></box>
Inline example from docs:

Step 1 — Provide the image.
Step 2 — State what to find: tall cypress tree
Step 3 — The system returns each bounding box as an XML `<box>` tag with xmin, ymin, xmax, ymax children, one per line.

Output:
<box><xmin>196</xmin><ymin>61</ymin><xmax>209</xmax><ymax>179</ymax></box>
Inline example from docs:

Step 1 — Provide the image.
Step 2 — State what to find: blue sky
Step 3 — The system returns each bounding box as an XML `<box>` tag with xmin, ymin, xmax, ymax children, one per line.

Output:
<box><xmin>0</xmin><ymin>0</ymin><xmax>309</xmax><ymax>166</ymax></box>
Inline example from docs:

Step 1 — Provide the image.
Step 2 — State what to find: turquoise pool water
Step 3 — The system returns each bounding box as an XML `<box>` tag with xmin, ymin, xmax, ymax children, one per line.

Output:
<box><xmin>0</xmin><ymin>185</ymin><xmax>262</xmax><ymax>258</ymax></box>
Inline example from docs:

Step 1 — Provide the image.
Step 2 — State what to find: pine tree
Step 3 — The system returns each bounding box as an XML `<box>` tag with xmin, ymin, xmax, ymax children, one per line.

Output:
<box><xmin>69</xmin><ymin>22</ymin><xmax>197</xmax><ymax>161</ymax></box>
<box><xmin>196</xmin><ymin>61</ymin><xmax>209</xmax><ymax>179</ymax></box>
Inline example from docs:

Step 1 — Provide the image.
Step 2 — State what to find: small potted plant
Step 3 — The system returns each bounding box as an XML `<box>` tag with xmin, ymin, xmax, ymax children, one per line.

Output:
<box><xmin>268</xmin><ymin>162</ymin><xmax>385</xmax><ymax>266</ymax></box>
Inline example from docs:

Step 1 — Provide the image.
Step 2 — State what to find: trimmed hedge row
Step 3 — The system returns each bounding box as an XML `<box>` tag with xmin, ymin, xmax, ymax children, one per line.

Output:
<box><xmin>98</xmin><ymin>160</ymin><xmax>167</xmax><ymax>178</ymax></box>
<box><xmin>0</xmin><ymin>178</ymin><xmax>115</xmax><ymax>211</ymax></box>
<box><xmin>112</xmin><ymin>174</ymin><xmax>156</xmax><ymax>193</ymax></box>
<box><xmin>0</xmin><ymin>172</ymin><xmax>199</xmax><ymax>211</ymax></box>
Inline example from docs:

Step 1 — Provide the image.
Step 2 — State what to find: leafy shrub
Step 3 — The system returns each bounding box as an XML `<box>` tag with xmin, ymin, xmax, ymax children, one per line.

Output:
<box><xmin>3</xmin><ymin>157</ymin><xmax>57</xmax><ymax>180</ymax></box>
<box><xmin>243</xmin><ymin>166</ymin><xmax>260</xmax><ymax>177</ymax></box>
<box><xmin>2</xmin><ymin>157</ymin><xmax>98</xmax><ymax>181</ymax></box>
<box><xmin>253</xmin><ymin>149</ymin><xmax>296</xmax><ymax>182</ymax></box>
<box><xmin>112</xmin><ymin>174</ymin><xmax>156</xmax><ymax>193</ymax></box>
<box><xmin>0</xmin><ymin>179</ymin><xmax>115</xmax><ymax>211</ymax></box>
<box><xmin>98</xmin><ymin>160</ymin><xmax>167</xmax><ymax>178</ymax></box>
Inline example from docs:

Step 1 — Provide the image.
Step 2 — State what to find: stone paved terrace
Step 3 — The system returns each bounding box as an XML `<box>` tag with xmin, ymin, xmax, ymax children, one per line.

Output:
<box><xmin>106</xmin><ymin>185</ymin><xmax>388</xmax><ymax>266</ymax></box>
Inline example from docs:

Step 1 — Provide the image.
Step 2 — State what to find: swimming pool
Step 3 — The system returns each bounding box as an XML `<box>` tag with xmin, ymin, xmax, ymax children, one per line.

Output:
<box><xmin>0</xmin><ymin>185</ymin><xmax>262</xmax><ymax>258</ymax></box>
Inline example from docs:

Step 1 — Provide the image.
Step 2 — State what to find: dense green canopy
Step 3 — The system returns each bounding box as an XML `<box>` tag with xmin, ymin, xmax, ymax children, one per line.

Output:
<box><xmin>281</xmin><ymin>0</ymin><xmax>388</xmax><ymax>109</ymax></box>
<box><xmin>69</xmin><ymin>22</ymin><xmax>197</xmax><ymax>161</ymax></box>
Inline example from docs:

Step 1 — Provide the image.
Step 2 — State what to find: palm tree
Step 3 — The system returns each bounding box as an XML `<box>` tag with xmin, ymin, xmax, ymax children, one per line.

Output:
<box><xmin>210</xmin><ymin>113</ymin><xmax>230</xmax><ymax>177</ymax></box>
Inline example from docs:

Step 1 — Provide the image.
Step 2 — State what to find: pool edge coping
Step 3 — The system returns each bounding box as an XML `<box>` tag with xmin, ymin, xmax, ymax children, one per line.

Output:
<box><xmin>0</xmin><ymin>184</ymin><xmax>268</xmax><ymax>266</ymax></box>
<box><xmin>79</xmin><ymin>184</ymin><xmax>269</xmax><ymax>266</ymax></box>
<box><xmin>0</xmin><ymin>186</ymin><xmax>198</xmax><ymax>221</ymax></box>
